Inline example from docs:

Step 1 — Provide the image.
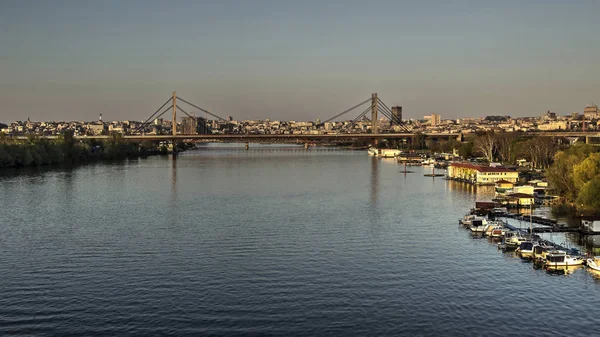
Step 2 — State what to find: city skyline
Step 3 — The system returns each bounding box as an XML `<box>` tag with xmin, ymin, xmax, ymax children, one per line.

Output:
<box><xmin>1</xmin><ymin>0</ymin><xmax>599</xmax><ymax>122</ymax></box>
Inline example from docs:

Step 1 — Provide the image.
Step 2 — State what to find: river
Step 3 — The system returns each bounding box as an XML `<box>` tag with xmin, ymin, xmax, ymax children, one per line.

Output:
<box><xmin>1</xmin><ymin>144</ymin><xmax>599</xmax><ymax>336</ymax></box>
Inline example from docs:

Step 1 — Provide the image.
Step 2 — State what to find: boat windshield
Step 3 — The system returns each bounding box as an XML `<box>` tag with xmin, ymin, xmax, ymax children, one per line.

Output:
<box><xmin>519</xmin><ymin>242</ymin><xmax>534</xmax><ymax>250</ymax></box>
<box><xmin>547</xmin><ymin>255</ymin><xmax>566</xmax><ymax>263</ymax></box>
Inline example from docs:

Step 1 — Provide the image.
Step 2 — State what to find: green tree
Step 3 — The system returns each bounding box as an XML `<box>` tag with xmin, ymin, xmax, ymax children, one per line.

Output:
<box><xmin>577</xmin><ymin>178</ymin><xmax>600</xmax><ymax>213</ymax></box>
<box><xmin>547</xmin><ymin>144</ymin><xmax>600</xmax><ymax>201</ymax></box>
<box><xmin>573</xmin><ymin>153</ymin><xmax>600</xmax><ymax>190</ymax></box>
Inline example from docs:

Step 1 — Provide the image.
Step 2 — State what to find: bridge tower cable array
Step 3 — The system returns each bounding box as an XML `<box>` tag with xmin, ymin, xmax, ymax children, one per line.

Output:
<box><xmin>319</xmin><ymin>93</ymin><xmax>411</xmax><ymax>133</ymax></box>
<box><xmin>133</xmin><ymin>92</ymin><xmax>228</xmax><ymax>135</ymax></box>
<box><xmin>132</xmin><ymin>97</ymin><xmax>174</xmax><ymax>134</ymax></box>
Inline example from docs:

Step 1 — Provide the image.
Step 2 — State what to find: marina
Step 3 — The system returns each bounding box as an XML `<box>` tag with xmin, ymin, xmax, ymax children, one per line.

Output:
<box><xmin>459</xmin><ymin>205</ymin><xmax>594</xmax><ymax>274</ymax></box>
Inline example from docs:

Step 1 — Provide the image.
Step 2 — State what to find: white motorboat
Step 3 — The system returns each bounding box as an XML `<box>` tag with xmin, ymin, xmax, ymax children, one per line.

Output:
<box><xmin>544</xmin><ymin>250</ymin><xmax>584</xmax><ymax>268</ymax></box>
<box><xmin>469</xmin><ymin>218</ymin><xmax>489</xmax><ymax>233</ymax></box>
<box><xmin>586</xmin><ymin>256</ymin><xmax>600</xmax><ymax>271</ymax></box>
<box><xmin>483</xmin><ymin>221</ymin><xmax>505</xmax><ymax>237</ymax></box>
<box><xmin>459</xmin><ymin>214</ymin><xmax>476</xmax><ymax>226</ymax></box>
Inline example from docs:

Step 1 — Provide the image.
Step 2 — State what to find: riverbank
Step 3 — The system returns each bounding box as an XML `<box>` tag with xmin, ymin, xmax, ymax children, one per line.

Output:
<box><xmin>0</xmin><ymin>134</ymin><xmax>193</xmax><ymax>169</ymax></box>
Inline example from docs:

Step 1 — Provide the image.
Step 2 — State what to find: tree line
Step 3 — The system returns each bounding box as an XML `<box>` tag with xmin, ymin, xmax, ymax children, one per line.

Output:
<box><xmin>381</xmin><ymin>131</ymin><xmax>561</xmax><ymax>167</ymax></box>
<box><xmin>0</xmin><ymin>131</ymin><xmax>167</xmax><ymax>169</ymax></box>
<box><xmin>547</xmin><ymin>144</ymin><xmax>600</xmax><ymax>213</ymax></box>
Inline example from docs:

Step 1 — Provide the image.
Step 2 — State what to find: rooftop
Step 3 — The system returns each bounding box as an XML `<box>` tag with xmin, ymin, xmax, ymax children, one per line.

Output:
<box><xmin>450</xmin><ymin>162</ymin><xmax>516</xmax><ymax>173</ymax></box>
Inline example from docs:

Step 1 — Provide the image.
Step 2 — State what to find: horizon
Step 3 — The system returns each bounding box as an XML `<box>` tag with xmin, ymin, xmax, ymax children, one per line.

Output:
<box><xmin>1</xmin><ymin>0</ymin><xmax>599</xmax><ymax>122</ymax></box>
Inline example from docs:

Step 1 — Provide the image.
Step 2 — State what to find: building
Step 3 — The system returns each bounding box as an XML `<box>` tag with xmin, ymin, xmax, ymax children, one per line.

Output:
<box><xmin>86</xmin><ymin>123</ymin><xmax>106</xmax><ymax>135</ymax></box>
<box><xmin>584</xmin><ymin>104</ymin><xmax>599</xmax><ymax>119</ymax></box>
<box><xmin>505</xmin><ymin>193</ymin><xmax>535</xmax><ymax>208</ymax></box>
<box><xmin>181</xmin><ymin>116</ymin><xmax>198</xmax><ymax>135</ymax></box>
<box><xmin>537</xmin><ymin>121</ymin><xmax>567</xmax><ymax>131</ymax></box>
<box><xmin>391</xmin><ymin>106</ymin><xmax>402</xmax><ymax>125</ymax></box>
<box><xmin>425</xmin><ymin>114</ymin><xmax>441</xmax><ymax>126</ymax></box>
<box><xmin>447</xmin><ymin>163</ymin><xmax>519</xmax><ymax>185</ymax></box>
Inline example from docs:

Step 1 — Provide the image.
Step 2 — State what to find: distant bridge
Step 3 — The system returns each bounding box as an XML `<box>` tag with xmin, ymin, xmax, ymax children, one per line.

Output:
<box><xmin>14</xmin><ymin>133</ymin><xmax>462</xmax><ymax>143</ymax></box>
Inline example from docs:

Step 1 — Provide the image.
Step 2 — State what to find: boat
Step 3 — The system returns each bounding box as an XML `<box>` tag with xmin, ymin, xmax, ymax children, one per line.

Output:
<box><xmin>586</xmin><ymin>256</ymin><xmax>600</xmax><ymax>271</ymax></box>
<box><xmin>460</xmin><ymin>214</ymin><xmax>487</xmax><ymax>227</ymax></box>
<box><xmin>503</xmin><ymin>232</ymin><xmax>528</xmax><ymax>251</ymax></box>
<box><xmin>516</xmin><ymin>241</ymin><xmax>535</xmax><ymax>259</ymax></box>
<box><xmin>544</xmin><ymin>250</ymin><xmax>584</xmax><ymax>268</ymax></box>
<box><xmin>490</xmin><ymin>225</ymin><xmax>507</xmax><ymax>238</ymax></box>
<box><xmin>482</xmin><ymin>221</ymin><xmax>505</xmax><ymax>237</ymax></box>
<box><xmin>459</xmin><ymin>214</ymin><xmax>476</xmax><ymax>226</ymax></box>
<box><xmin>532</xmin><ymin>243</ymin><xmax>555</xmax><ymax>263</ymax></box>
<box><xmin>468</xmin><ymin>218</ymin><xmax>489</xmax><ymax>233</ymax></box>
<box><xmin>491</xmin><ymin>207</ymin><xmax>508</xmax><ymax>215</ymax></box>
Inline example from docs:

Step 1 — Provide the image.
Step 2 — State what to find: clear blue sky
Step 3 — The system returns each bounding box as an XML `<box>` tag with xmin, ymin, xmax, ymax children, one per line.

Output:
<box><xmin>1</xmin><ymin>0</ymin><xmax>599</xmax><ymax>122</ymax></box>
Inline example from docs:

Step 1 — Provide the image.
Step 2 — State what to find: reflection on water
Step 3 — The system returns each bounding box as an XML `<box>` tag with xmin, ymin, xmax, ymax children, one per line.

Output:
<box><xmin>370</xmin><ymin>157</ymin><xmax>378</xmax><ymax>207</ymax></box>
<box><xmin>445</xmin><ymin>179</ymin><xmax>496</xmax><ymax>198</ymax></box>
<box><xmin>2</xmin><ymin>147</ymin><xmax>600</xmax><ymax>336</ymax></box>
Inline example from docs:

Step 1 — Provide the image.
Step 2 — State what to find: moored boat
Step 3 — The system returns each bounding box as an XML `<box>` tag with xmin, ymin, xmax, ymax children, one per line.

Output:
<box><xmin>586</xmin><ymin>256</ymin><xmax>600</xmax><ymax>271</ymax></box>
<box><xmin>469</xmin><ymin>218</ymin><xmax>489</xmax><ymax>233</ymax></box>
<box><xmin>516</xmin><ymin>241</ymin><xmax>535</xmax><ymax>259</ymax></box>
<box><xmin>459</xmin><ymin>214</ymin><xmax>476</xmax><ymax>226</ymax></box>
<box><xmin>503</xmin><ymin>232</ymin><xmax>528</xmax><ymax>251</ymax></box>
<box><xmin>533</xmin><ymin>243</ymin><xmax>555</xmax><ymax>264</ymax></box>
<box><xmin>544</xmin><ymin>250</ymin><xmax>584</xmax><ymax>268</ymax></box>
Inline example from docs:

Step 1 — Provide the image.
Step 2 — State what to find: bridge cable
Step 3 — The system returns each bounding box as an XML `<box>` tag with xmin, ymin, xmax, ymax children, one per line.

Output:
<box><xmin>133</xmin><ymin>105</ymin><xmax>174</xmax><ymax>134</ymax></box>
<box><xmin>376</xmin><ymin>102</ymin><xmax>410</xmax><ymax>132</ymax></box>
<box><xmin>352</xmin><ymin>106</ymin><xmax>372</xmax><ymax>123</ymax></box>
<box><xmin>375</xmin><ymin>101</ymin><xmax>411</xmax><ymax>132</ymax></box>
<box><xmin>133</xmin><ymin>97</ymin><xmax>173</xmax><ymax>134</ymax></box>
<box><xmin>321</xmin><ymin>97</ymin><xmax>372</xmax><ymax>124</ymax></box>
<box><xmin>377</xmin><ymin>98</ymin><xmax>410</xmax><ymax>131</ymax></box>
<box><xmin>177</xmin><ymin>97</ymin><xmax>228</xmax><ymax>121</ymax></box>
<box><xmin>175</xmin><ymin>105</ymin><xmax>196</xmax><ymax>119</ymax></box>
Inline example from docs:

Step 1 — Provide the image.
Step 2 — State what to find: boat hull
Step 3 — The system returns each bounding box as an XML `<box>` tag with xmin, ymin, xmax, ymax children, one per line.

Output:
<box><xmin>587</xmin><ymin>258</ymin><xmax>600</xmax><ymax>271</ymax></box>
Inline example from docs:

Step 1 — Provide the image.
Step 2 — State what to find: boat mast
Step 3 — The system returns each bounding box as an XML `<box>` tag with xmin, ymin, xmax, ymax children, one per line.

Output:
<box><xmin>530</xmin><ymin>203</ymin><xmax>533</xmax><ymax>239</ymax></box>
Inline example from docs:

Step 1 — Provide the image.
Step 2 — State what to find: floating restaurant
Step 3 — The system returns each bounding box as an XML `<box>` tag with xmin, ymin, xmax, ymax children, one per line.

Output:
<box><xmin>446</xmin><ymin>162</ymin><xmax>519</xmax><ymax>185</ymax></box>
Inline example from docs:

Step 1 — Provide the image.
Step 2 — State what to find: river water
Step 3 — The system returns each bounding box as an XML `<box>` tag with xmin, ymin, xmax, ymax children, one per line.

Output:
<box><xmin>1</xmin><ymin>144</ymin><xmax>600</xmax><ymax>336</ymax></box>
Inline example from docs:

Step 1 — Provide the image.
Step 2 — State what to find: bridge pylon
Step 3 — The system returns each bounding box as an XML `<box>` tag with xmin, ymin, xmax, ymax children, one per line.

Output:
<box><xmin>371</xmin><ymin>93</ymin><xmax>378</xmax><ymax>135</ymax></box>
<box><xmin>172</xmin><ymin>91</ymin><xmax>177</xmax><ymax>136</ymax></box>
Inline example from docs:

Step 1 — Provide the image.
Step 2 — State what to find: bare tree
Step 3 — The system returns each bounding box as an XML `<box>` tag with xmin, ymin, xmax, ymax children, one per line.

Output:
<box><xmin>522</xmin><ymin>137</ymin><xmax>557</xmax><ymax>168</ymax></box>
<box><xmin>496</xmin><ymin>132</ymin><xmax>516</xmax><ymax>163</ymax></box>
<box><xmin>474</xmin><ymin>131</ymin><xmax>496</xmax><ymax>162</ymax></box>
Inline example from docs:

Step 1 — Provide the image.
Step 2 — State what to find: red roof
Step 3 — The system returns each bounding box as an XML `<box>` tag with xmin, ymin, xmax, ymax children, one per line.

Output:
<box><xmin>449</xmin><ymin>162</ymin><xmax>516</xmax><ymax>173</ymax></box>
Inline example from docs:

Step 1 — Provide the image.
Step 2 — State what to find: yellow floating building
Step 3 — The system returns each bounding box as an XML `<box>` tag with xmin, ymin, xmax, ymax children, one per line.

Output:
<box><xmin>447</xmin><ymin>163</ymin><xmax>519</xmax><ymax>185</ymax></box>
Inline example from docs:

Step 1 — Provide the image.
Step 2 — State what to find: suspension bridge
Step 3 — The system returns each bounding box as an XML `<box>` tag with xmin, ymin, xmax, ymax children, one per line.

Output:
<box><xmin>105</xmin><ymin>92</ymin><xmax>460</xmax><ymax>145</ymax></box>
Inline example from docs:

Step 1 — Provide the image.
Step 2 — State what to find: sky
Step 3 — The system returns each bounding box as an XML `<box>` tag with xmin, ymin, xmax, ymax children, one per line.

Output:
<box><xmin>1</xmin><ymin>0</ymin><xmax>599</xmax><ymax>123</ymax></box>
